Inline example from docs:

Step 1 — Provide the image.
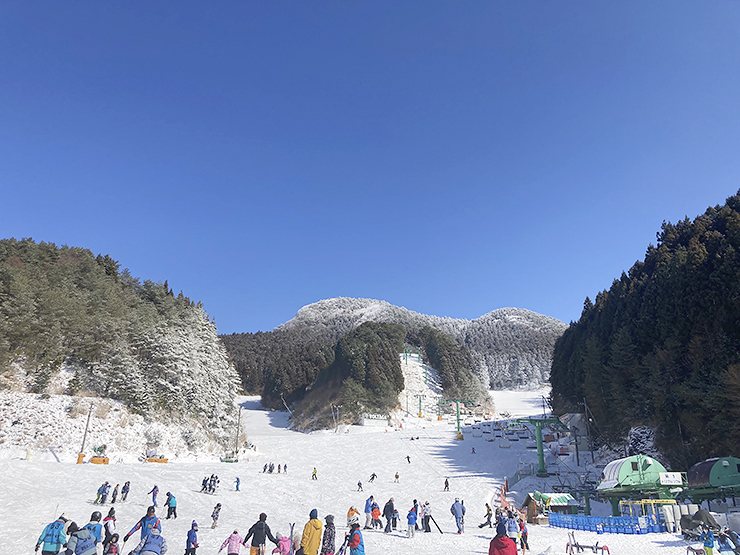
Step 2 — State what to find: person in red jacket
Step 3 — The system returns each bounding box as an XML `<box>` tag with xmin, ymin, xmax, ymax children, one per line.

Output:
<box><xmin>489</xmin><ymin>519</ymin><xmax>518</xmax><ymax>555</ymax></box>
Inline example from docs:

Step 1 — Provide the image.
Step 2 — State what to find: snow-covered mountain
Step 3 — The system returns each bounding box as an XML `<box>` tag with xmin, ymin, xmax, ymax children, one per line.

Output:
<box><xmin>277</xmin><ymin>298</ymin><xmax>567</xmax><ymax>388</ymax></box>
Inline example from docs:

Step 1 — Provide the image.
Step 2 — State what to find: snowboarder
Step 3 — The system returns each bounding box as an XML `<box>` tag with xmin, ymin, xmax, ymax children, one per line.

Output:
<box><xmin>102</xmin><ymin>508</ymin><xmax>116</xmax><ymax>548</ymax></box>
<box><xmin>450</xmin><ymin>498</ymin><xmax>465</xmax><ymax>534</ymax></box>
<box><xmin>299</xmin><ymin>509</ymin><xmax>323</xmax><ymax>555</ymax></box>
<box><xmin>129</xmin><ymin>527</ymin><xmax>167</xmax><ymax>555</ymax></box>
<box><xmin>65</xmin><ymin>522</ymin><xmax>97</xmax><ymax>555</ymax></box>
<box><xmin>311</xmin><ymin>468</ymin><xmax>318</xmax><ymax>480</ymax></box>
<box><xmin>164</xmin><ymin>492</ymin><xmax>177</xmax><ymax>519</ymax></box>
<box><xmin>320</xmin><ymin>514</ymin><xmax>335</xmax><ymax>555</ymax></box>
<box><xmin>363</xmin><ymin>496</ymin><xmax>374</xmax><ymax>529</ymax></box>
<box><xmin>479</xmin><ymin>503</ymin><xmax>493</xmax><ymax>528</ymax></box>
<box><xmin>186</xmin><ymin>521</ymin><xmax>198</xmax><ymax>555</ymax></box>
<box><xmin>148</xmin><ymin>485</ymin><xmax>159</xmax><ymax>507</ymax></box>
<box><xmin>124</xmin><ymin>506</ymin><xmax>161</xmax><ymax>543</ymax></box>
<box><xmin>36</xmin><ymin>513</ymin><xmax>68</xmax><ymax>554</ymax></box>
<box><xmin>219</xmin><ymin>530</ymin><xmax>244</xmax><ymax>555</ymax></box>
<box><xmin>444</xmin><ymin>478</ymin><xmax>449</xmax><ymax>491</ymax></box>
<box><xmin>235</xmin><ymin>477</ymin><xmax>240</xmax><ymax>491</ymax></box>
<box><xmin>382</xmin><ymin>498</ymin><xmax>395</xmax><ymax>534</ymax></box>
<box><xmin>110</xmin><ymin>484</ymin><xmax>119</xmax><ymax>504</ymax></box>
<box><xmin>120</xmin><ymin>482</ymin><xmax>130</xmax><ymax>502</ymax></box>
<box><xmin>242</xmin><ymin>513</ymin><xmax>279</xmax><ymax>554</ymax></box>
<box><xmin>212</xmin><ymin>503</ymin><xmax>222</xmax><ymax>529</ymax></box>
<box><xmin>406</xmin><ymin>508</ymin><xmax>417</xmax><ymax>538</ymax></box>
<box><xmin>346</xmin><ymin>515</ymin><xmax>364</xmax><ymax>555</ymax></box>
<box><xmin>357</xmin><ymin>480</ymin><xmax>363</xmax><ymax>492</ymax></box>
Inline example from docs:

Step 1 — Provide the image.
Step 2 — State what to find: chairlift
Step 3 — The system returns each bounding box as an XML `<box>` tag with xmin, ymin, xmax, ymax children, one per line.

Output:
<box><xmin>499</xmin><ymin>436</ymin><xmax>512</xmax><ymax>448</ymax></box>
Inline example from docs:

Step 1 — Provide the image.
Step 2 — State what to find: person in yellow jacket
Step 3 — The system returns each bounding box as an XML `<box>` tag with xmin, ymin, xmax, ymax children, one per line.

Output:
<box><xmin>298</xmin><ymin>509</ymin><xmax>322</xmax><ymax>555</ymax></box>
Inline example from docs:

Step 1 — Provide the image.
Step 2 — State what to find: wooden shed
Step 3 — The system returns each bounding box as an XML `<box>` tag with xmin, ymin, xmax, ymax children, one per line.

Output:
<box><xmin>521</xmin><ymin>491</ymin><xmax>579</xmax><ymax>523</ymax></box>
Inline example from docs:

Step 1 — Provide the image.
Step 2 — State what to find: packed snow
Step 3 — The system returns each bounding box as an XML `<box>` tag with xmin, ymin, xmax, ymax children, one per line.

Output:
<box><xmin>1</xmin><ymin>359</ymin><xmax>713</xmax><ymax>554</ymax></box>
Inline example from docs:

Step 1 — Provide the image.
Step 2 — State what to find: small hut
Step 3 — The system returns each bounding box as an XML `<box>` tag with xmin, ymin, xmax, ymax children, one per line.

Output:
<box><xmin>521</xmin><ymin>491</ymin><xmax>578</xmax><ymax>523</ymax></box>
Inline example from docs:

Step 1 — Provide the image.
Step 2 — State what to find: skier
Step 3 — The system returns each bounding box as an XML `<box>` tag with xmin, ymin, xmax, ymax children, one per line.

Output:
<box><xmin>271</xmin><ymin>532</ymin><xmax>291</xmax><ymax>555</ymax></box>
<box><xmin>212</xmin><ymin>503</ymin><xmax>222</xmax><ymax>529</ymax></box>
<box><xmin>700</xmin><ymin>525</ymin><xmax>716</xmax><ymax>555</ymax></box>
<box><xmin>382</xmin><ymin>498</ymin><xmax>395</xmax><ymax>534</ymax></box>
<box><xmin>185</xmin><ymin>521</ymin><xmax>198</xmax><ymax>555</ymax></box>
<box><xmin>450</xmin><ymin>498</ymin><xmax>466</xmax><ymax>534</ymax></box>
<box><xmin>371</xmin><ymin>503</ymin><xmax>382</xmax><ymax>530</ymax></box>
<box><xmin>83</xmin><ymin>511</ymin><xmax>103</xmax><ymax>554</ymax></box>
<box><xmin>95</xmin><ymin>482</ymin><xmax>108</xmax><ymax>504</ymax></box>
<box><xmin>406</xmin><ymin>507</ymin><xmax>417</xmax><ymax>538</ymax></box>
<box><xmin>479</xmin><ymin>503</ymin><xmax>493</xmax><ymax>528</ymax></box>
<box><xmin>345</xmin><ymin>515</ymin><xmax>364</xmax><ymax>555</ymax></box>
<box><xmin>368</xmin><ymin>473</ymin><xmax>376</xmax><ymax>483</ymax></box>
<box><xmin>283</xmin><ymin>464</ymin><xmax>288</xmax><ymax>474</ymax></box>
<box><xmin>102</xmin><ymin>534</ymin><xmax>119</xmax><ymax>555</ymax></box>
<box><xmin>36</xmin><ymin>513</ymin><xmax>68</xmax><ymax>554</ymax></box>
<box><xmin>363</xmin><ymin>496</ymin><xmax>374</xmax><ymax>529</ymax></box>
<box><xmin>444</xmin><ymin>478</ymin><xmax>449</xmax><ymax>491</ymax></box>
<box><xmin>100</xmin><ymin>483</ymin><xmax>111</xmax><ymax>504</ymax></box>
<box><xmin>394</xmin><ymin>472</ymin><xmax>399</xmax><ymax>483</ymax></box>
<box><xmin>471</xmin><ymin>447</ymin><xmax>476</xmax><ymax>454</ymax></box>
<box><xmin>219</xmin><ymin>530</ymin><xmax>244</xmax><ymax>555</ymax></box>
<box><xmin>124</xmin><ymin>506</ymin><xmax>161</xmax><ymax>543</ymax></box>
<box><xmin>165</xmin><ymin>492</ymin><xmax>177</xmax><ymax>520</ymax></box>
<box><xmin>299</xmin><ymin>509</ymin><xmax>323</xmax><ymax>555</ymax></box>
<box><xmin>128</xmin><ymin>527</ymin><xmax>167</xmax><ymax>555</ymax></box>
<box><xmin>201</xmin><ymin>477</ymin><xmax>209</xmax><ymax>492</ymax></box>
<box><xmin>110</xmin><ymin>485</ymin><xmax>119</xmax><ymax>504</ymax></box>
<box><xmin>422</xmin><ymin>501</ymin><xmax>431</xmax><ymax>533</ymax></box>
<box><xmin>235</xmin><ymin>477</ymin><xmax>240</xmax><ymax>491</ymax></box>
<box><xmin>65</xmin><ymin>522</ymin><xmax>97</xmax><ymax>555</ymax></box>
<box><xmin>392</xmin><ymin>509</ymin><xmax>399</xmax><ymax>530</ymax></box>
<box><xmin>102</xmin><ymin>508</ymin><xmax>117</xmax><ymax>548</ymax></box>
<box><xmin>278</xmin><ymin>464</ymin><xmax>281</xmax><ymax>474</ymax></box>
<box><xmin>357</xmin><ymin>480</ymin><xmax>363</xmax><ymax>492</ymax></box>
<box><xmin>320</xmin><ymin>515</ymin><xmax>335</xmax><ymax>555</ymax></box>
<box><xmin>505</xmin><ymin>511</ymin><xmax>519</xmax><ymax>542</ymax></box>
<box><xmin>717</xmin><ymin>529</ymin><xmax>735</xmax><ymax>553</ymax></box>
<box><xmin>120</xmin><ymin>482</ymin><xmax>130</xmax><ymax>502</ymax></box>
<box><xmin>406</xmin><ymin>455</ymin><xmax>410</xmax><ymax>464</ymax></box>
<box><xmin>518</xmin><ymin>517</ymin><xmax>529</xmax><ymax>553</ymax></box>
<box><xmin>148</xmin><ymin>485</ymin><xmax>159</xmax><ymax>507</ymax></box>
<box><xmin>312</xmin><ymin>468</ymin><xmax>318</xmax><ymax>480</ymax></box>
<box><xmin>242</xmin><ymin>513</ymin><xmax>279</xmax><ymax>554</ymax></box>
<box><xmin>263</xmin><ymin>464</ymin><xmax>268</xmax><ymax>473</ymax></box>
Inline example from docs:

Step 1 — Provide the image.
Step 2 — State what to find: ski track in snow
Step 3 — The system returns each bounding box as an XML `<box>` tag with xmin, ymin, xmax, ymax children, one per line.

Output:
<box><xmin>3</xmin><ymin>389</ymin><xmax>706</xmax><ymax>554</ymax></box>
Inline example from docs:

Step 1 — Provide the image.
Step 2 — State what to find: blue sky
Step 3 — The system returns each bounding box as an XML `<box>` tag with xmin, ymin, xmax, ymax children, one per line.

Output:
<box><xmin>2</xmin><ymin>2</ymin><xmax>739</xmax><ymax>334</ymax></box>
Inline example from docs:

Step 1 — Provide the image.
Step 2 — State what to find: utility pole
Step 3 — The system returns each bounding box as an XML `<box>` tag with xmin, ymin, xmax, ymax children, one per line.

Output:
<box><xmin>234</xmin><ymin>406</ymin><xmax>242</xmax><ymax>457</ymax></box>
<box><xmin>415</xmin><ymin>394</ymin><xmax>425</xmax><ymax>418</ymax></box>
<box><xmin>77</xmin><ymin>402</ymin><xmax>94</xmax><ymax>464</ymax></box>
<box><xmin>442</xmin><ymin>399</ymin><xmax>474</xmax><ymax>437</ymax></box>
<box><xmin>583</xmin><ymin>398</ymin><xmax>595</xmax><ymax>464</ymax></box>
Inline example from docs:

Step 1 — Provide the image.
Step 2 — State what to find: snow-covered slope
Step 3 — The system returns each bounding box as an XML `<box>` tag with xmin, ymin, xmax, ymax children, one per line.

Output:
<box><xmin>278</xmin><ymin>298</ymin><xmax>567</xmax><ymax>388</ymax></box>
<box><xmin>7</xmin><ymin>392</ymin><xmax>702</xmax><ymax>555</ymax></box>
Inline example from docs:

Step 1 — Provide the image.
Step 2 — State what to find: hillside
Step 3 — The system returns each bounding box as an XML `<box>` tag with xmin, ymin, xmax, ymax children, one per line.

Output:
<box><xmin>551</xmin><ymin>190</ymin><xmax>740</xmax><ymax>467</ymax></box>
<box><xmin>0</xmin><ymin>238</ymin><xmax>240</xmax><ymax>449</ymax></box>
<box><xmin>224</xmin><ymin>297</ymin><xmax>566</xmax><ymax>393</ymax></box>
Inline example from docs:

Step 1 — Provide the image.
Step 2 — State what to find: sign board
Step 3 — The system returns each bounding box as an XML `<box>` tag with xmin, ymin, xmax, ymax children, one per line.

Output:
<box><xmin>659</xmin><ymin>472</ymin><xmax>683</xmax><ymax>486</ymax></box>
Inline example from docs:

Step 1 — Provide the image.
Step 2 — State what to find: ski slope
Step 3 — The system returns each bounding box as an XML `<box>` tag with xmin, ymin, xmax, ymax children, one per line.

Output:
<box><xmin>1</xmin><ymin>387</ymin><xmax>707</xmax><ymax>554</ymax></box>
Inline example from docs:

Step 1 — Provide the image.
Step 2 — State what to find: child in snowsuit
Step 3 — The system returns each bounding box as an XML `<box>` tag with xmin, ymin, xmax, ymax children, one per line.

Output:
<box><xmin>110</xmin><ymin>485</ymin><xmax>119</xmax><ymax>504</ymax></box>
<box><xmin>406</xmin><ymin>508</ymin><xmax>417</xmax><ymax>538</ymax></box>
<box><xmin>120</xmin><ymin>482</ymin><xmax>130</xmax><ymax>502</ymax></box>
<box><xmin>102</xmin><ymin>534</ymin><xmax>119</xmax><ymax>555</ymax></box>
<box><xmin>271</xmin><ymin>533</ymin><xmax>291</xmax><ymax>555</ymax></box>
<box><xmin>320</xmin><ymin>515</ymin><xmax>335</xmax><ymax>555</ymax></box>
<box><xmin>212</xmin><ymin>503</ymin><xmax>222</xmax><ymax>528</ymax></box>
<box><xmin>371</xmin><ymin>504</ymin><xmax>382</xmax><ymax>529</ymax></box>
<box><xmin>186</xmin><ymin>521</ymin><xmax>199</xmax><ymax>555</ymax></box>
<box><xmin>219</xmin><ymin>530</ymin><xmax>244</xmax><ymax>555</ymax></box>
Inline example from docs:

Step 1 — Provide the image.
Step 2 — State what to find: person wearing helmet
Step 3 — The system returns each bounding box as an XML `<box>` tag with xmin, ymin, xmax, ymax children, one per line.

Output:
<box><xmin>345</xmin><ymin>515</ymin><xmax>364</xmax><ymax>555</ymax></box>
<box><xmin>102</xmin><ymin>533</ymin><xmax>119</xmax><ymax>555</ymax></box>
<box><xmin>65</xmin><ymin>522</ymin><xmax>97</xmax><ymax>555</ymax></box>
<box><xmin>129</xmin><ymin>527</ymin><xmax>167</xmax><ymax>555</ymax></box>
<box><xmin>36</xmin><ymin>514</ymin><xmax>68</xmax><ymax>554</ymax></box>
<box><xmin>320</xmin><ymin>515</ymin><xmax>335</xmax><ymax>555</ymax></box>
<box><xmin>124</xmin><ymin>506</ymin><xmax>161</xmax><ymax>543</ymax></box>
<box><xmin>83</xmin><ymin>512</ymin><xmax>103</xmax><ymax>554</ymax></box>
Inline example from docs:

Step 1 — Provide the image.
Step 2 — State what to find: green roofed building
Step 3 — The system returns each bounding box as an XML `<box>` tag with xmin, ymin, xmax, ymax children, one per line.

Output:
<box><xmin>685</xmin><ymin>456</ymin><xmax>740</xmax><ymax>502</ymax></box>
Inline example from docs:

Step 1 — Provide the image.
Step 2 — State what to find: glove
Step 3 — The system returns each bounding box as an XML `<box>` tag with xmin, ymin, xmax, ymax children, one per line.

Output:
<box><xmin>123</xmin><ymin>533</ymin><xmax>130</xmax><ymax>543</ymax></box>
<box><xmin>35</xmin><ymin>545</ymin><xmax>40</xmax><ymax>552</ymax></box>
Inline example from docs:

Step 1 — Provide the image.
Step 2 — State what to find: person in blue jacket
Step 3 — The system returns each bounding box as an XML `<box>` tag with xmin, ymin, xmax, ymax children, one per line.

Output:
<box><xmin>124</xmin><ymin>506</ymin><xmax>161</xmax><ymax>543</ymax></box>
<box><xmin>700</xmin><ymin>525</ymin><xmax>716</xmax><ymax>555</ymax></box>
<box><xmin>185</xmin><ymin>521</ymin><xmax>198</xmax><ymax>555</ymax></box>
<box><xmin>129</xmin><ymin>527</ymin><xmax>167</xmax><ymax>555</ymax></box>
<box><xmin>450</xmin><ymin>498</ymin><xmax>466</xmax><ymax>534</ymax></box>
<box><xmin>121</xmin><ymin>482</ymin><xmax>130</xmax><ymax>502</ymax></box>
<box><xmin>83</xmin><ymin>511</ymin><xmax>103</xmax><ymax>544</ymax></box>
<box><xmin>406</xmin><ymin>508</ymin><xmax>418</xmax><ymax>538</ymax></box>
<box><xmin>36</xmin><ymin>514</ymin><xmax>68</xmax><ymax>554</ymax></box>
<box><xmin>363</xmin><ymin>496</ymin><xmax>374</xmax><ymax>529</ymax></box>
<box><xmin>148</xmin><ymin>485</ymin><xmax>159</xmax><ymax>507</ymax></box>
<box><xmin>505</xmin><ymin>511</ymin><xmax>519</xmax><ymax>542</ymax></box>
<box><xmin>64</xmin><ymin>522</ymin><xmax>97</xmax><ymax>555</ymax></box>
<box><xmin>165</xmin><ymin>492</ymin><xmax>177</xmax><ymax>520</ymax></box>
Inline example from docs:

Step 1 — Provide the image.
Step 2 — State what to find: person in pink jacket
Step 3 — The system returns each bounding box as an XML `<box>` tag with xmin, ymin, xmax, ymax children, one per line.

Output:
<box><xmin>219</xmin><ymin>530</ymin><xmax>244</xmax><ymax>555</ymax></box>
<box><xmin>271</xmin><ymin>532</ymin><xmax>291</xmax><ymax>555</ymax></box>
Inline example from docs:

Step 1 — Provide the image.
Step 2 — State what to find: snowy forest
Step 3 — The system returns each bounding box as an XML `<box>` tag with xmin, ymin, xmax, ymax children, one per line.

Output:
<box><xmin>550</xmin><ymin>190</ymin><xmax>740</xmax><ymax>467</ymax></box>
<box><xmin>0</xmin><ymin>238</ymin><xmax>240</xmax><ymax>446</ymax></box>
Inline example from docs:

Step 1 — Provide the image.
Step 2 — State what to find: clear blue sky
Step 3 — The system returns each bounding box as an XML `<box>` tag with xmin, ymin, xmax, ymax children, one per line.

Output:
<box><xmin>2</xmin><ymin>2</ymin><xmax>739</xmax><ymax>334</ymax></box>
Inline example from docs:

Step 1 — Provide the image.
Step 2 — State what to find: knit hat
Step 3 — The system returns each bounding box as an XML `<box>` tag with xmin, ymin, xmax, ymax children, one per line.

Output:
<box><xmin>310</xmin><ymin>509</ymin><xmax>318</xmax><ymax>520</ymax></box>
<box><xmin>325</xmin><ymin>515</ymin><xmax>334</xmax><ymax>525</ymax></box>
<box><xmin>496</xmin><ymin>520</ymin><xmax>506</xmax><ymax>537</ymax></box>
<box><xmin>192</xmin><ymin>521</ymin><xmax>198</xmax><ymax>528</ymax></box>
